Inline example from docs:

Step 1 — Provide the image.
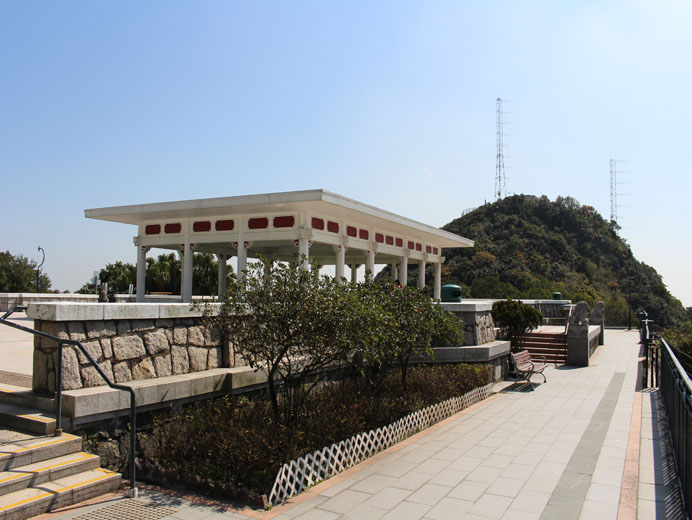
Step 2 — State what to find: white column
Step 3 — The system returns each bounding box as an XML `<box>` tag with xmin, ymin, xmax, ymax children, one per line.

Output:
<box><xmin>236</xmin><ymin>240</ymin><xmax>247</xmax><ymax>281</ymax></box>
<box><xmin>365</xmin><ymin>250</ymin><xmax>375</xmax><ymax>280</ymax></box>
<box><xmin>182</xmin><ymin>243</ymin><xmax>194</xmax><ymax>303</ymax></box>
<box><xmin>335</xmin><ymin>245</ymin><xmax>346</xmax><ymax>282</ymax></box>
<box><xmin>391</xmin><ymin>263</ymin><xmax>398</xmax><ymax>282</ymax></box>
<box><xmin>350</xmin><ymin>264</ymin><xmax>359</xmax><ymax>283</ymax></box>
<box><xmin>399</xmin><ymin>256</ymin><xmax>408</xmax><ymax>286</ymax></box>
<box><xmin>418</xmin><ymin>260</ymin><xmax>426</xmax><ymax>290</ymax></box>
<box><xmin>136</xmin><ymin>244</ymin><xmax>149</xmax><ymax>302</ymax></box>
<box><xmin>298</xmin><ymin>238</ymin><xmax>310</xmax><ymax>269</ymax></box>
<box><xmin>434</xmin><ymin>262</ymin><xmax>442</xmax><ymax>300</ymax></box>
<box><xmin>217</xmin><ymin>254</ymin><xmax>227</xmax><ymax>297</ymax></box>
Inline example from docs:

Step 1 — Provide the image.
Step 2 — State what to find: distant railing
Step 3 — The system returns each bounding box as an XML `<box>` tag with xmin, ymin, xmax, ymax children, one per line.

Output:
<box><xmin>642</xmin><ymin>317</ymin><xmax>691</xmax><ymax>518</ymax></box>
<box><xmin>0</xmin><ymin>305</ymin><xmax>138</xmax><ymax>497</ymax></box>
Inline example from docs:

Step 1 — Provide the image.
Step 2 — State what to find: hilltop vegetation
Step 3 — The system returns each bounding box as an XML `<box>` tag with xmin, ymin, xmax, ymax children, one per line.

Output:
<box><xmin>437</xmin><ymin>195</ymin><xmax>688</xmax><ymax>329</ymax></box>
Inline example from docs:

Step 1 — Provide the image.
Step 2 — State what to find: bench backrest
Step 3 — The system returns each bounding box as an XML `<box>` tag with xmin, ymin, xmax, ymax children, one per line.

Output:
<box><xmin>511</xmin><ymin>350</ymin><xmax>531</xmax><ymax>366</ymax></box>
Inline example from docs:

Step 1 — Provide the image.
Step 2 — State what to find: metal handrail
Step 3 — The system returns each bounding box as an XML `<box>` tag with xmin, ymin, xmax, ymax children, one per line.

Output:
<box><xmin>563</xmin><ymin>304</ymin><xmax>575</xmax><ymax>336</ymax></box>
<box><xmin>0</xmin><ymin>305</ymin><xmax>138</xmax><ymax>497</ymax></box>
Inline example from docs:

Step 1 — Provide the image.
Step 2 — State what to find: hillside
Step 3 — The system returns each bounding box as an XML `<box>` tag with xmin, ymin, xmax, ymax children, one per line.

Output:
<box><xmin>403</xmin><ymin>195</ymin><xmax>687</xmax><ymax>329</ymax></box>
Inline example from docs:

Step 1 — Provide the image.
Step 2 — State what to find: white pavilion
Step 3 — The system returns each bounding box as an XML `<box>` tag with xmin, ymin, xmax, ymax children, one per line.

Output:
<box><xmin>85</xmin><ymin>190</ymin><xmax>474</xmax><ymax>302</ymax></box>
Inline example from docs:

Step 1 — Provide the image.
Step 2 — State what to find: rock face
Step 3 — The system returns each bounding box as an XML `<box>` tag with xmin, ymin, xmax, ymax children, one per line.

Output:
<box><xmin>32</xmin><ymin>316</ymin><xmax>235</xmax><ymax>393</ymax></box>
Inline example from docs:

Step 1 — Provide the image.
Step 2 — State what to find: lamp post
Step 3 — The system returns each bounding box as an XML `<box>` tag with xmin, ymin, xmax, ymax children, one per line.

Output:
<box><xmin>36</xmin><ymin>246</ymin><xmax>45</xmax><ymax>293</ymax></box>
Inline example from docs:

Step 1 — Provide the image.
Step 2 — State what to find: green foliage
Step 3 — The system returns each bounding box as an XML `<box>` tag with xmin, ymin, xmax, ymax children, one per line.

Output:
<box><xmin>437</xmin><ymin>194</ymin><xmax>690</xmax><ymax>329</ymax></box>
<box><xmin>142</xmin><ymin>364</ymin><xmax>490</xmax><ymax>497</ymax></box>
<box><xmin>0</xmin><ymin>251</ymin><xmax>51</xmax><ymax>292</ymax></box>
<box><xmin>491</xmin><ymin>299</ymin><xmax>543</xmax><ymax>348</ymax></box>
<box><xmin>204</xmin><ymin>261</ymin><xmax>465</xmax><ymax>420</ymax></box>
<box><xmin>80</xmin><ymin>253</ymin><xmax>233</xmax><ymax>295</ymax></box>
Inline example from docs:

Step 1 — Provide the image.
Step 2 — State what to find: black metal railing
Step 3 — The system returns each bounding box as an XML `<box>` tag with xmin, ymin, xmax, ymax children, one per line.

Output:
<box><xmin>0</xmin><ymin>305</ymin><xmax>138</xmax><ymax>497</ymax></box>
<box><xmin>642</xmin><ymin>318</ymin><xmax>691</xmax><ymax>518</ymax></box>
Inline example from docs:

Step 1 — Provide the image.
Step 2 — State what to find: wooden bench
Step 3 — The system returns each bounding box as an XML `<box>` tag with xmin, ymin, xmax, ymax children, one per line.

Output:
<box><xmin>510</xmin><ymin>350</ymin><xmax>547</xmax><ymax>390</ymax></box>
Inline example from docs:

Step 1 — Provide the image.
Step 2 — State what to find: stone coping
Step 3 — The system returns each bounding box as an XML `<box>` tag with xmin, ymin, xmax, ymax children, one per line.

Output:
<box><xmin>26</xmin><ymin>302</ymin><xmax>222</xmax><ymax>321</ymax></box>
<box><xmin>412</xmin><ymin>341</ymin><xmax>511</xmax><ymax>363</ymax></box>
<box><xmin>61</xmin><ymin>366</ymin><xmax>265</xmax><ymax>425</ymax></box>
<box><xmin>440</xmin><ymin>299</ymin><xmax>571</xmax><ymax>312</ymax></box>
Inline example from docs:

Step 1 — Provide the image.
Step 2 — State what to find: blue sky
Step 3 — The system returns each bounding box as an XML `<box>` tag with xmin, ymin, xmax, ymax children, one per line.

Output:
<box><xmin>2</xmin><ymin>1</ymin><xmax>690</xmax><ymax>306</ymax></box>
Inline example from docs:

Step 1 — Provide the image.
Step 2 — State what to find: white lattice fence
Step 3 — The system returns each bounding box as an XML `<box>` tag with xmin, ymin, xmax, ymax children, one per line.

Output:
<box><xmin>268</xmin><ymin>382</ymin><xmax>493</xmax><ymax>504</ymax></box>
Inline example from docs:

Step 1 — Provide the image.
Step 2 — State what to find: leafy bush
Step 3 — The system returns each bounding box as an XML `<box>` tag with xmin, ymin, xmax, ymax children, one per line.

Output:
<box><xmin>140</xmin><ymin>364</ymin><xmax>489</xmax><ymax>498</ymax></box>
<box><xmin>491</xmin><ymin>298</ymin><xmax>543</xmax><ymax>349</ymax></box>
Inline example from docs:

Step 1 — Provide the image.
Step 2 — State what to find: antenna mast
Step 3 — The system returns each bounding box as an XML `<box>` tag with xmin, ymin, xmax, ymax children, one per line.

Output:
<box><xmin>495</xmin><ymin>98</ymin><xmax>506</xmax><ymax>200</ymax></box>
<box><xmin>609</xmin><ymin>158</ymin><xmax>618</xmax><ymax>223</ymax></box>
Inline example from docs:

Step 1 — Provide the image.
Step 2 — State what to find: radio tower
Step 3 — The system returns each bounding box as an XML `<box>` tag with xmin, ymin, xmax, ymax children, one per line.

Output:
<box><xmin>495</xmin><ymin>98</ymin><xmax>507</xmax><ymax>200</ymax></box>
<box><xmin>609</xmin><ymin>158</ymin><xmax>618</xmax><ymax>223</ymax></box>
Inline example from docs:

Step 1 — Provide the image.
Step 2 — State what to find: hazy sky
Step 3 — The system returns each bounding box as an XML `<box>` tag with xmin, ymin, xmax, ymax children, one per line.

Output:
<box><xmin>2</xmin><ymin>1</ymin><xmax>690</xmax><ymax>306</ymax></box>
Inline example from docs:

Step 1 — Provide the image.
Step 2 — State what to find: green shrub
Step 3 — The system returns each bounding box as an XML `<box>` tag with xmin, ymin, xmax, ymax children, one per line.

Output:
<box><xmin>140</xmin><ymin>364</ymin><xmax>490</xmax><ymax>498</ymax></box>
<box><xmin>491</xmin><ymin>299</ymin><xmax>543</xmax><ymax>349</ymax></box>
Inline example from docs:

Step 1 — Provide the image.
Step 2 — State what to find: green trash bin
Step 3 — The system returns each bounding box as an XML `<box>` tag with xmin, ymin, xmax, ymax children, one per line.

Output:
<box><xmin>441</xmin><ymin>284</ymin><xmax>462</xmax><ymax>303</ymax></box>
<box><xmin>552</xmin><ymin>292</ymin><xmax>562</xmax><ymax>300</ymax></box>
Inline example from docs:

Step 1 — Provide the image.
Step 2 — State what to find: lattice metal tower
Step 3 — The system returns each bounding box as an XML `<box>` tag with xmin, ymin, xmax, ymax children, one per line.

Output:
<box><xmin>495</xmin><ymin>98</ymin><xmax>507</xmax><ymax>200</ymax></box>
<box><xmin>610</xmin><ymin>158</ymin><xmax>618</xmax><ymax>223</ymax></box>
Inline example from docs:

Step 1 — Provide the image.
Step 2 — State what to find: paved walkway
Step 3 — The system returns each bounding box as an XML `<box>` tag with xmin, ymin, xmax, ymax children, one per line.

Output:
<box><xmin>33</xmin><ymin>330</ymin><xmax>686</xmax><ymax>519</ymax></box>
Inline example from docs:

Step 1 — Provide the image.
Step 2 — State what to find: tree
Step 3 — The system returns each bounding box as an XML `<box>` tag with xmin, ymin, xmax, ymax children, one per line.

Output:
<box><xmin>0</xmin><ymin>251</ymin><xmax>51</xmax><ymax>292</ymax></box>
<box><xmin>80</xmin><ymin>253</ymin><xmax>234</xmax><ymax>295</ymax></box>
<box><xmin>204</xmin><ymin>258</ymin><xmax>352</xmax><ymax>423</ymax></box>
<box><xmin>491</xmin><ymin>299</ymin><xmax>543</xmax><ymax>350</ymax></box>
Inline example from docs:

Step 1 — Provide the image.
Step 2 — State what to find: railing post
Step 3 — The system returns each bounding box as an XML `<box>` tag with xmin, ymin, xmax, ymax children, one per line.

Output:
<box><xmin>129</xmin><ymin>391</ymin><xmax>137</xmax><ymax>498</ymax></box>
<box><xmin>55</xmin><ymin>343</ymin><xmax>63</xmax><ymax>436</ymax></box>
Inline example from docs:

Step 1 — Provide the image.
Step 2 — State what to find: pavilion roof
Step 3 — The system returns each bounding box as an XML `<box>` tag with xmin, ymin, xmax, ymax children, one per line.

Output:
<box><xmin>85</xmin><ymin>189</ymin><xmax>473</xmax><ymax>249</ymax></box>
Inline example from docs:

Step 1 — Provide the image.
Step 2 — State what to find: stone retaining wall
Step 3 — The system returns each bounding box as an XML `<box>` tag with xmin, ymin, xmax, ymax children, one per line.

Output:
<box><xmin>28</xmin><ymin>303</ymin><xmax>236</xmax><ymax>394</ymax></box>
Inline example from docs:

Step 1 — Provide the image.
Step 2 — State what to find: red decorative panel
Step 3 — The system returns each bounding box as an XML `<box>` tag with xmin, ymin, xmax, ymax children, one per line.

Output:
<box><xmin>311</xmin><ymin>217</ymin><xmax>325</xmax><ymax>230</ymax></box>
<box><xmin>433</xmin><ymin>247</ymin><xmax>439</xmax><ymax>255</ymax></box>
<box><xmin>215</xmin><ymin>219</ymin><xmax>234</xmax><ymax>231</ymax></box>
<box><xmin>193</xmin><ymin>221</ymin><xmax>211</xmax><ymax>232</ymax></box>
<box><xmin>164</xmin><ymin>223</ymin><xmax>181</xmax><ymax>234</ymax></box>
<box><xmin>347</xmin><ymin>226</ymin><xmax>357</xmax><ymax>237</ymax></box>
<box><xmin>386</xmin><ymin>235</ymin><xmax>394</xmax><ymax>245</ymax></box>
<box><xmin>416</xmin><ymin>243</ymin><xmax>422</xmax><ymax>251</ymax></box>
<box><xmin>408</xmin><ymin>240</ymin><xmax>414</xmax><ymax>250</ymax></box>
<box><xmin>327</xmin><ymin>221</ymin><xmax>339</xmax><ymax>233</ymax></box>
<box><xmin>273</xmin><ymin>216</ymin><xmax>295</xmax><ymax>228</ymax></box>
<box><xmin>248</xmin><ymin>217</ymin><xmax>268</xmax><ymax>229</ymax></box>
<box><xmin>375</xmin><ymin>233</ymin><xmax>384</xmax><ymax>243</ymax></box>
<box><xmin>426</xmin><ymin>245</ymin><xmax>432</xmax><ymax>254</ymax></box>
<box><xmin>396</xmin><ymin>238</ymin><xmax>403</xmax><ymax>247</ymax></box>
<box><xmin>359</xmin><ymin>229</ymin><xmax>369</xmax><ymax>240</ymax></box>
<box><xmin>145</xmin><ymin>224</ymin><xmax>161</xmax><ymax>235</ymax></box>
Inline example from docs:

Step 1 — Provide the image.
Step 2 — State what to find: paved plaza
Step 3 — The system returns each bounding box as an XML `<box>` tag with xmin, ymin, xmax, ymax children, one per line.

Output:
<box><xmin>26</xmin><ymin>328</ymin><xmax>682</xmax><ymax>520</ymax></box>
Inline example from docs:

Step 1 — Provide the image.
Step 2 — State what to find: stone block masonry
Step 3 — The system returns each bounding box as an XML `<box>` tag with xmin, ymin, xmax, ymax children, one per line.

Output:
<box><xmin>27</xmin><ymin>303</ymin><xmax>238</xmax><ymax>394</ymax></box>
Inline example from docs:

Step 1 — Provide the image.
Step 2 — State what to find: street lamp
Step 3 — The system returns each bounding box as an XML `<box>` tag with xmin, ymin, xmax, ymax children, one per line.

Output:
<box><xmin>36</xmin><ymin>246</ymin><xmax>45</xmax><ymax>293</ymax></box>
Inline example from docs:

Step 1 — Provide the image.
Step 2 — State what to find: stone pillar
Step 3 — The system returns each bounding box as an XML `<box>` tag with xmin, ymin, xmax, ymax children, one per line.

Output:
<box><xmin>399</xmin><ymin>256</ymin><xmax>408</xmax><ymax>286</ymax></box>
<box><xmin>365</xmin><ymin>250</ymin><xmax>375</xmax><ymax>281</ymax></box>
<box><xmin>236</xmin><ymin>240</ymin><xmax>247</xmax><ymax>281</ymax></box>
<box><xmin>298</xmin><ymin>238</ymin><xmax>310</xmax><ymax>269</ymax></box>
<box><xmin>334</xmin><ymin>245</ymin><xmax>346</xmax><ymax>282</ymax></box>
<box><xmin>181</xmin><ymin>243</ymin><xmax>194</xmax><ymax>303</ymax></box>
<box><xmin>217</xmin><ymin>254</ymin><xmax>227</xmax><ymax>297</ymax></box>
<box><xmin>136</xmin><ymin>244</ymin><xmax>150</xmax><ymax>302</ymax></box>
<box><xmin>418</xmin><ymin>260</ymin><xmax>426</xmax><ymax>290</ymax></box>
<box><xmin>434</xmin><ymin>262</ymin><xmax>442</xmax><ymax>300</ymax></box>
<box><xmin>350</xmin><ymin>264</ymin><xmax>359</xmax><ymax>283</ymax></box>
<box><xmin>391</xmin><ymin>263</ymin><xmax>398</xmax><ymax>282</ymax></box>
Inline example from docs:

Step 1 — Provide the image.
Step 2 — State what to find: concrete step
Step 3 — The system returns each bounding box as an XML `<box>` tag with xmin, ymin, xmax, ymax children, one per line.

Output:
<box><xmin>520</xmin><ymin>334</ymin><xmax>566</xmax><ymax>342</ymax></box>
<box><xmin>0</xmin><ymin>403</ymin><xmax>55</xmax><ymax>436</ymax></box>
<box><xmin>0</xmin><ymin>433</ymin><xmax>82</xmax><ymax>472</ymax></box>
<box><xmin>0</xmin><ymin>467</ymin><xmax>121</xmax><ymax>520</ymax></box>
<box><xmin>0</xmin><ymin>385</ymin><xmax>55</xmax><ymax>415</ymax></box>
<box><xmin>0</xmin><ymin>452</ymin><xmax>100</xmax><ymax>497</ymax></box>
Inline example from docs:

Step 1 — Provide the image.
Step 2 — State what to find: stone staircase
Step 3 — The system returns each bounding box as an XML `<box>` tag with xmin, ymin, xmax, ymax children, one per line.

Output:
<box><xmin>516</xmin><ymin>332</ymin><xmax>568</xmax><ymax>364</ymax></box>
<box><xmin>0</xmin><ymin>384</ymin><xmax>121</xmax><ymax>520</ymax></box>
